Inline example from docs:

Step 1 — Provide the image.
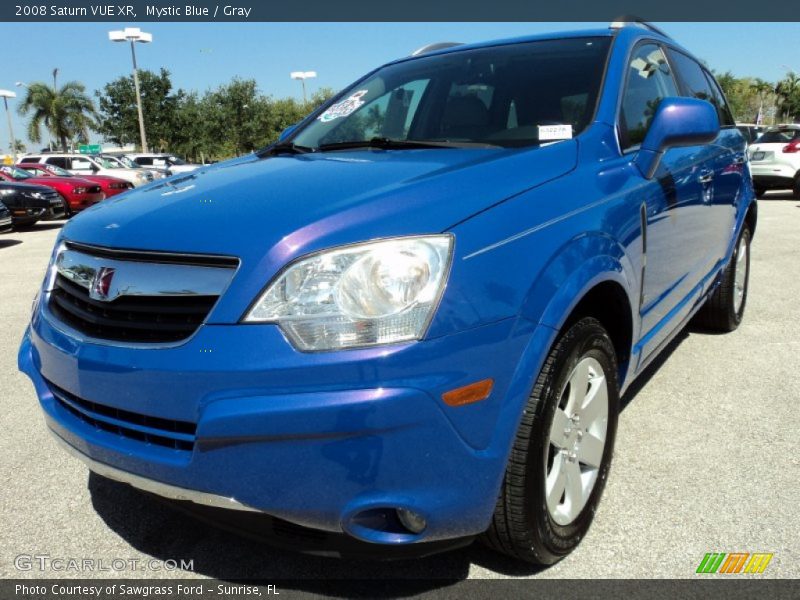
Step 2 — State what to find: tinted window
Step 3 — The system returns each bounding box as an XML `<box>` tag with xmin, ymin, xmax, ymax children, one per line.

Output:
<box><xmin>45</xmin><ymin>157</ymin><xmax>68</xmax><ymax>169</ymax></box>
<box><xmin>135</xmin><ymin>157</ymin><xmax>153</xmax><ymax>165</ymax></box>
<box><xmin>756</xmin><ymin>129</ymin><xmax>800</xmax><ymax>143</ymax></box>
<box><xmin>19</xmin><ymin>156</ymin><xmax>40</xmax><ymax>163</ymax></box>
<box><xmin>619</xmin><ymin>44</ymin><xmax>679</xmax><ymax>150</ymax></box>
<box><xmin>292</xmin><ymin>37</ymin><xmax>612</xmax><ymax>149</ymax></box>
<box><xmin>703</xmin><ymin>71</ymin><xmax>735</xmax><ymax>127</ymax></box>
<box><xmin>667</xmin><ymin>49</ymin><xmax>713</xmax><ymax>102</ymax></box>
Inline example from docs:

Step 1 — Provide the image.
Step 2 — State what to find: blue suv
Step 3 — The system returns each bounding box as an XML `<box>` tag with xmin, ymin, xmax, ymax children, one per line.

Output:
<box><xmin>19</xmin><ymin>22</ymin><xmax>755</xmax><ymax>564</ymax></box>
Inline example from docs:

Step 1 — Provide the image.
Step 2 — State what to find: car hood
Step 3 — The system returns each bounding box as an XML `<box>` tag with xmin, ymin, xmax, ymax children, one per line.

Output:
<box><xmin>0</xmin><ymin>181</ymin><xmax>53</xmax><ymax>193</ymax></box>
<box><xmin>27</xmin><ymin>176</ymin><xmax>96</xmax><ymax>187</ymax></box>
<box><xmin>65</xmin><ymin>143</ymin><xmax>576</xmax><ymax>260</ymax></box>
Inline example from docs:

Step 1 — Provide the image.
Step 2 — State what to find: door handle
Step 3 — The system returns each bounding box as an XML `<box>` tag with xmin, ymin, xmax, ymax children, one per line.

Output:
<box><xmin>698</xmin><ymin>170</ymin><xmax>714</xmax><ymax>185</ymax></box>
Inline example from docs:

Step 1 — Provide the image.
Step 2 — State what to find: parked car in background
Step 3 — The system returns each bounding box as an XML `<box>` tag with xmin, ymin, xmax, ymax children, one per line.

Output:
<box><xmin>747</xmin><ymin>124</ymin><xmax>800</xmax><ymax>196</ymax></box>
<box><xmin>735</xmin><ymin>123</ymin><xmax>765</xmax><ymax>145</ymax></box>
<box><xmin>19</xmin><ymin>154</ymin><xmax>154</xmax><ymax>187</ymax></box>
<box><xmin>18</xmin><ymin>163</ymin><xmax>134</xmax><ymax>199</ymax></box>
<box><xmin>0</xmin><ymin>165</ymin><xmax>103</xmax><ymax>216</ymax></box>
<box><xmin>101</xmin><ymin>154</ymin><xmax>169</xmax><ymax>179</ymax></box>
<box><xmin>0</xmin><ymin>201</ymin><xmax>12</xmax><ymax>233</ymax></box>
<box><xmin>0</xmin><ymin>181</ymin><xmax>65</xmax><ymax>227</ymax></box>
<box><xmin>19</xmin><ymin>22</ymin><xmax>755</xmax><ymax>565</ymax></box>
<box><xmin>126</xmin><ymin>153</ymin><xmax>200</xmax><ymax>174</ymax></box>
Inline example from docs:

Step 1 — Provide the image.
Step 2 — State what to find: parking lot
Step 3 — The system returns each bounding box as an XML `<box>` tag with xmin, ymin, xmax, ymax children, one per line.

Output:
<box><xmin>0</xmin><ymin>195</ymin><xmax>798</xmax><ymax>583</ymax></box>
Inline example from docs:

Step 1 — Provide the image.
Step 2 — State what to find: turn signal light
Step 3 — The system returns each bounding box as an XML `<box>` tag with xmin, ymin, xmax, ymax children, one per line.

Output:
<box><xmin>442</xmin><ymin>378</ymin><xmax>494</xmax><ymax>407</ymax></box>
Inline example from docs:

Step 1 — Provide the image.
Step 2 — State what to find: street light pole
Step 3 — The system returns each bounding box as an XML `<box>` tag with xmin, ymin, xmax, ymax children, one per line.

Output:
<box><xmin>0</xmin><ymin>90</ymin><xmax>17</xmax><ymax>162</ymax></box>
<box><xmin>290</xmin><ymin>71</ymin><xmax>317</xmax><ymax>105</ymax></box>
<box><xmin>109</xmin><ymin>27</ymin><xmax>152</xmax><ymax>152</ymax></box>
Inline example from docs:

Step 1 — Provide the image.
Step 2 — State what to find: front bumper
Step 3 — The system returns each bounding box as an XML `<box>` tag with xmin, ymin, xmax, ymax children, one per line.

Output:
<box><xmin>19</xmin><ymin>307</ymin><xmax>552</xmax><ymax>546</ymax></box>
<box><xmin>69</xmin><ymin>192</ymin><xmax>105</xmax><ymax>211</ymax></box>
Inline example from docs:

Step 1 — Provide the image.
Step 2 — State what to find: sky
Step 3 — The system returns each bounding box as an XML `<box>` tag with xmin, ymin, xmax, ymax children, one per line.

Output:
<box><xmin>1</xmin><ymin>21</ymin><xmax>799</xmax><ymax>149</ymax></box>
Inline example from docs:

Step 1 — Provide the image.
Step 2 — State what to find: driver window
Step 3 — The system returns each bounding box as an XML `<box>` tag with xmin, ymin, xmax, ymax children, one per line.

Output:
<box><xmin>619</xmin><ymin>44</ymin><xmax>679</xmax><ymax>151</ymax></box>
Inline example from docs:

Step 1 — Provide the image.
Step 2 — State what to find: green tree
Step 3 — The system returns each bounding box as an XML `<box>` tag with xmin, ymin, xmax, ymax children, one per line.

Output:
<box><xmin>775</xmin><ymin>72</ymin><xmax>800</xmax><ymax>123</ymax></box>
<box><xmin>17</xmin><ymin>81</ymin><xmax>96</xmax><ymax>150</ymax></box>
<box><xmin>95</xmin><ymin>68</ymin><xmax>182</xmax><ymax>150</ymax></box>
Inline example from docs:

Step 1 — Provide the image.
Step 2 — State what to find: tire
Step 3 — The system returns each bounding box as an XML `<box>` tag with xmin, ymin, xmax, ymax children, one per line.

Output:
<box><xmin>482</xmin><ymin>317</ymin><xmax>620</xmax><ymax>565</ymax></box>
<box><xmin>753</xmin><ymin>185</ymin><xmax>766</xmax><ymax>198</ymax></box>
<box><xmin>793</xmin><ymin>176</ymin><xmax>800</xmax><ymax>200</ymax></box>
<box><xmin>693</xmin><ymin>225</ymin><xmax>751</xmax><ymax>332</ymax></box>
<box><xmin>59</xmin><ymin>194</ymin><xmax>72</xmax><ymax>218</ymax></box>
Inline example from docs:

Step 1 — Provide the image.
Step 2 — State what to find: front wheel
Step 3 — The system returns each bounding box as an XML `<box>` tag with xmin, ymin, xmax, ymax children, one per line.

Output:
<box><xmin>693</xmin><ymin>225</ymin><xmax>751</xmax><ymax>332</ymax></box>
<box><xmin>482</xmin><ymin>317</ymin><xmax>619</xmax><ymax>565</ymax></box>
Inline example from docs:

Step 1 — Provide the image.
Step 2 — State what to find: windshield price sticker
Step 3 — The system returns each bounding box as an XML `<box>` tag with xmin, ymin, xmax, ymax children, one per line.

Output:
<box><xmin>538</xmin><ymin>124</ymin><xmax>573</xmax><ymax>141</ymax></box>
<box><xmin>318</xmin><ymin>90</ymin><xmax>369</xmax><ymax>122</ymax></box>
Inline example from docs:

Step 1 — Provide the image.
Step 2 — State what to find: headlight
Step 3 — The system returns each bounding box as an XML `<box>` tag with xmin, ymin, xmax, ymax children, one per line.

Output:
<box><xmin>0</xmin><ymin>189</ymin><xmax>14</xmax><ymax>197</ymax></box>
<box><xmin>24</xmin><ymin>191</ymin><xmax>45</xmax><ymax>200</ymax></box>
<box><xmin>244</xmin><ymin>235</ymin><xmax>453</xmax><ymax>351</ymax></box>
<box><xmin>135</xmin><ymin>172</ymin><xmax>145</xmax><ymax>180</ymax></box>
<box><xmin>73</xmin><ymin>186</ymin><xmax>87</xmax><ymax>194</ymax></box>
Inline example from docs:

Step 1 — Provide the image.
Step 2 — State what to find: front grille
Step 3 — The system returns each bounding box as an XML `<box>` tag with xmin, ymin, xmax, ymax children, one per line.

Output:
<box><xmin>47</xmin><ymin>379</ymin><xmax>196</xmax><ymax>451</ymax></box>
<box><xmin>49</xmin><ymin>273</ymin><xmax>218</xmax><ymax>343</ymax></box>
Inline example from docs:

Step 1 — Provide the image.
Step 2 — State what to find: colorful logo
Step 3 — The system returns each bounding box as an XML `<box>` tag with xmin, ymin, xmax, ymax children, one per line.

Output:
<box><xmin>317</xmin><ymin>90</ymin><xmax>369</xmax><ymax>123</ymax></box>
<box><xmin>89</xmin><ymin>267</ymin><xmax>116</xmax><ymax>301</ymax></box>
<box><xmin>696</xmin><ymin>552</ymin><xmax>773</xmax><ymax>574</ymax></box>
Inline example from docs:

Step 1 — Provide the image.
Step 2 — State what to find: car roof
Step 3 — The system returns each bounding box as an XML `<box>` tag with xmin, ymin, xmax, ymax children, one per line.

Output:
<box><xmin>385</xmin><ymin>24</ymin><xmax>682</xmax><ymax>66</ymax></box>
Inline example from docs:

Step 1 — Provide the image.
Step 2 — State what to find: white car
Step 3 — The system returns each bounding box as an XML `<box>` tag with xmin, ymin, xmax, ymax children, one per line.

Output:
<box><xmin>100</xmin><ymin>154</ymin><xmax>168</xmax><ymax>180</ymax></box>
<box><xmin>19</xmin><ymin>153</ymin><xmax>154</xmax><ymax>187</ymax></box>
<box><xmin>748</xmin><ymin>125</ymin><xmax>800</xmax><ymax>197</ymax></box>
<box><xmin>126</xmin><ymin>153</ymin><xmax>200</xmax><ymax>174</ymax></box>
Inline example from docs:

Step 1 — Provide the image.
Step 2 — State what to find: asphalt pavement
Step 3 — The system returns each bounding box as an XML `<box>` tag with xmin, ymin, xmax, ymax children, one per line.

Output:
<box><xmin>1</xmin><ymin>194</ymin><xmax>798</xmax><ymax>585</ymax></box>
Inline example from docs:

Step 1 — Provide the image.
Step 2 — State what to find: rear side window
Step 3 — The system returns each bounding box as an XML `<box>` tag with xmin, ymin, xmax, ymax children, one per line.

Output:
<box><xmin>45</xmin><ymin>157</ymin><xmax>69</xmax><ymax>169</ymax></box>
<box><xmin>20</xmin><ymin>156</ymin><xmax>40</xmax><ymax>163</ymax></box>
<box><xmin>666</xmin><ymin>49</ymin><xmax>733</xmax><ymax>127</ymax></box>
<box><xmin>136</xmin><ymin>157</ymin><xmax>153</xmax><ymax>166</ymax></box>
<box><xmin>667</xmin><ymin>49</ymin><xmax>713</xmax><ymax>101</ymax></box>
<box><xmin>703</xmin><ymin>71</ymin><xmax>735</xmax><ymax>127</ymax></box>
<box><xmin>619</xmin><ymin>43</ymin><xmax>679</xmax><ymax>150</ymax></box>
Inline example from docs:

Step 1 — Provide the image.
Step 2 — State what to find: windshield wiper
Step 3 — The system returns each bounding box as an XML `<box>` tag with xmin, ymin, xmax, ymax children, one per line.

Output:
<box><xmin>258</xmin><ymin>141</ymin><xmax>315</xmax><ymax>157</ymax></box>
<box><xmin>317</xmin><ymin>137</ymin><xmax>499</xmax><ymax>152</ymax></box>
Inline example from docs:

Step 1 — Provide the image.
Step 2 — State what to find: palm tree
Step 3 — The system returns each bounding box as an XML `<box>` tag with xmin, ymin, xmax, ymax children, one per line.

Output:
<box><xmin>749</xmin><ymin>78</ymin><xmax>773</xmax><ymax>124</ymax></box>
<box><xmin>775</xmin><ymin>72</ymin><xmax>800</xmax><ymax>123</ymax></box>
<box><xmin>17</xmin><ymin>80</ymin><xmax>96</xmax><ymax>151</ymax></box>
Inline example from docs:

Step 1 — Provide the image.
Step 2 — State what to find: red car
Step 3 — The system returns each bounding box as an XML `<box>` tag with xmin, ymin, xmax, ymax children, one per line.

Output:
<box><xmin>0</xmin><ymin>165</ymin><xmax>104</xmax><ymax>216</ymax></box>
<box><xmin>18</xmin><ymin>162</ymin><xmax>134</xmax><ymax>199</ymax></box>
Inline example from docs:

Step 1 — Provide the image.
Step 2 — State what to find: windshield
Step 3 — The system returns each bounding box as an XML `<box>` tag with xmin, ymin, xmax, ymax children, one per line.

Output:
<box><xmin>291</xmin><ymin>37</ymin><xmax>611</xmax><ymax>150</ymax></box>
<box><xmin>43</xmin><ymin>164</ymin><xmax>73</xmax><ymax>177</ymax></box>
<box><xmin>114</xmin><ymin>156</ymin><xmax>141</xmax><ymax>168</ymax></box>
<box><xmin>0</xmin><ymin>165</ymin><xmax>32</xmax><ymax>180</ymax></box>
<box><xmin>92</xmin><ymin>155</ymin><xmax>124</xmax><ymax>169</ymax></box>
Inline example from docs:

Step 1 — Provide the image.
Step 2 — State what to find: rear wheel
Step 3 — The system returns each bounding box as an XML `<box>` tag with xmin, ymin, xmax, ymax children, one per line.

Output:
<box><xmin>694</xmin><ymin>225</ymin><xmax>751</xmax><ymax>332</ymax></box>
<box><xmin>482</xmin><ymin>317</ymin><xmax>619</xmax><ymax>565</ymax></box>
<box><xmin>793</xmin><ymin>175</ymin><xmax>800</xmax><ymax>199</ymax></box>
<box><xmin>753</xmin><ymin>184</ymin><xmax>766</xmax><ymax>198</ymax></box>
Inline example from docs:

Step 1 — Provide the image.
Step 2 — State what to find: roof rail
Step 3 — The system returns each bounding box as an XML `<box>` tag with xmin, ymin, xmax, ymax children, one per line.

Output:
<box><xmin>410</xmin><ymin>42</ymin><xmax>463</xmax><ymax>57</ymax></box>
<box><xmin>609</xmin><ymin>18</ymin><xmax>671</xmax><ymax>39</ymax></box>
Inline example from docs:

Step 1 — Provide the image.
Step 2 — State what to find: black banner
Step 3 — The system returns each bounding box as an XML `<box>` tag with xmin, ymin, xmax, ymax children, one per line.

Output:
<box><xmin>1</xmin><ymin>0</ymin><xmax>799</xmax><ymax>22</ymax></box>
<box><xmin>4</xmin><ymin>579</ymin><xmax>800</xmax><ymax>600</ymax></box>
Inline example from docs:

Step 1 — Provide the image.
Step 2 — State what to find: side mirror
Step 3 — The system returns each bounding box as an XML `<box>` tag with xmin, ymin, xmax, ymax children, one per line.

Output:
<box><xmin>278</xmin><ymin>124</ymin><xmax>298</xmax><ymax>142</ymax></box>
<box><xmin>633</xmin><ymin>97</ymin><xmax>720</xmax><ymax>179</ymax></box>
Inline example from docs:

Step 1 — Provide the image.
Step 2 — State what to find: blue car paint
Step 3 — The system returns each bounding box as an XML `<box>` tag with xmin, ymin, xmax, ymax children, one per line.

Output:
<box><xmin>19</xmin><ymin>26</ymin><xmax>754</xmax><ymax>545</ymax></box>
